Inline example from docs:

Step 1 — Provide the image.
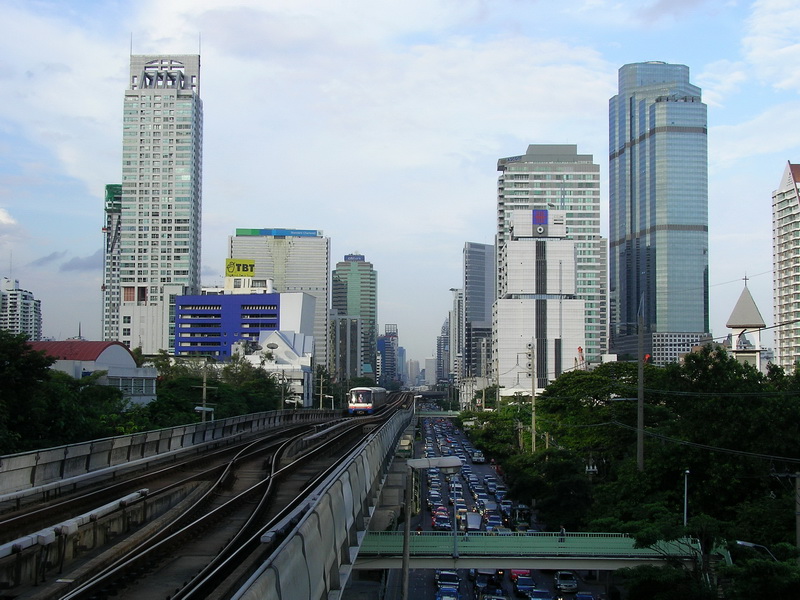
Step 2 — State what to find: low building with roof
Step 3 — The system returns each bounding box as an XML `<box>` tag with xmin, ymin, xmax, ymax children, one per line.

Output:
<box><xmin>28</xmin><ymin>340</ymin><xmax>157</xmax><ymax>405</ymax></box>
<box><xmin>724</xmin><ymin>280</ymin><xmax>767</xmax><ymax>372</ymax></box>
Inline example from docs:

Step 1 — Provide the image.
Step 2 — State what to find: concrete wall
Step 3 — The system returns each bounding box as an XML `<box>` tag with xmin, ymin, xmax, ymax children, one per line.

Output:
<box><xmin>0</xmin><ymin>409</ymin><xmax>337</xmax><ymax>504</ymax></box>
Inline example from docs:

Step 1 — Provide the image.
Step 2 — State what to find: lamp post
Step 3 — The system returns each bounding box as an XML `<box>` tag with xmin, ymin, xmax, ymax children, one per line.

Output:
<box><xmin>402</xmin><ymin>456</ymin><xmax>462</xmax><ymax>600</ymax></box>
<box><xmin>736</xmin><ymin>540</ymin><xmax>779</xmax><ymax>562</ymax></box>
<box><xmin>683</xmin><ymin>469</ymin><xmax>690</xmax><ymax>527</ymax></box>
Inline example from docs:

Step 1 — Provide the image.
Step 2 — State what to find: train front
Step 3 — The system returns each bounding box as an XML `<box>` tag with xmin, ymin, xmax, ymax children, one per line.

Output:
<box><xmin>348</xmin><ymin>388</ymin><xmax>375</xmax><ymax>415</ymax></box>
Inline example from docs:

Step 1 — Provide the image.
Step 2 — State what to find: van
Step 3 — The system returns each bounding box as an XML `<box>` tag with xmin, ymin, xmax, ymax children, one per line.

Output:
<box><xmin>466</xmin><ymin>511</ymin><xmax>483</xmax><ymax>531</ymax></box>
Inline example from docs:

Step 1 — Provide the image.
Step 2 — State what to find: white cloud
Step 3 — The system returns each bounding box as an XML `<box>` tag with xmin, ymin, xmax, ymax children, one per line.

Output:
<box><xmin>743</xmin><ymin>0</ymin><xmax>800</xmax><ymax>91</ymax></box>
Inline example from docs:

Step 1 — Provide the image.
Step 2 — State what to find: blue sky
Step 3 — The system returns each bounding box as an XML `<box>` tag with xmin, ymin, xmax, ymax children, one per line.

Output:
<box><xmin>0</xmin><ymin>0</ymin><xmax>797</xmax><ymax>362</ymax></box>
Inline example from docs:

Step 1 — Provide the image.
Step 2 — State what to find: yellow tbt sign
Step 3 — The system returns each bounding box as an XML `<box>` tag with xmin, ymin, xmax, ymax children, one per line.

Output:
<box><xmin>225</xmin><ymin>258</ymin><xmax>255</xmax><ymax>277</ymax></box>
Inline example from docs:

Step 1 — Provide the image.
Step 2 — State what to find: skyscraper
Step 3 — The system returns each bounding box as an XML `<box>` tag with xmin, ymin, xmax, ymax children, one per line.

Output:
<box><xmin>331</xmin><ymin>254</ymin><xmax>378</xmax><ymax>376</ymax></box>
<box><xmin>104</xmin><ymin>55</ymin><xmax>203</xmax><ymax>353</ymax></box>
<box><xmin>462</xmin><ymin>242</ymin><xmax>495</xmax><ymax>379</ymax></box>
<box><xmin>496</xmin><ymin>144</ymin><xmax>606</xmax><ymax>364</ymax></box>
<box><xmin>229</xmin><ymin>228</ymin><xmax>330</xmax><ymax>368</ymax></box>
<box><xmin>772</xmin><ymin>162</ymin><xmax>800</xmax><ymax>371</ymax></box>
<box><xmin>609</xmin><ymin>62</ymin><xmax>709</xmax><ymax>364</ymax></box>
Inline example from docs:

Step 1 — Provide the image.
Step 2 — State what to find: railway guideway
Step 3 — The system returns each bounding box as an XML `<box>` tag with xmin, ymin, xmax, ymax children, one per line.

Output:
<box><xmin>231</xmin><ymin>407</ymin><xmax>413</xmax><ymax>600</ymax></box>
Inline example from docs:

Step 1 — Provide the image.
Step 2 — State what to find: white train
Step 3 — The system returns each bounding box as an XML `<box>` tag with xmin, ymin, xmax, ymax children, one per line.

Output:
<box><xmin>347</xmin><ymin>387</ymin><xmax>387</xmax><ymax>415</ymax></box>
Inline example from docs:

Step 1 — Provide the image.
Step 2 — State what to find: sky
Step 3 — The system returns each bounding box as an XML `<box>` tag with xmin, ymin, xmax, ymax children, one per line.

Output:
<box><xmin>0</xmin><ymin>0</ymin><xmax>797</xmax><ymax>363</ymax></box>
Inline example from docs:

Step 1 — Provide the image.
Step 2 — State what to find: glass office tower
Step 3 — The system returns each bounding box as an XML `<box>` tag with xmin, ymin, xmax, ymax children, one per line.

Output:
<box><xmin>609</xmin><ymin>62</ymin><xmax>709</xmax><ymax>364</ymax></box>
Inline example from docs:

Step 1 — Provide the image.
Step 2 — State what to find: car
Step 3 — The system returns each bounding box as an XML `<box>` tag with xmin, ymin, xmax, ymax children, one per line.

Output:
<box><xmin>554</xmin><ymin>571</ymin><xmax>578</xmax><ymax>593</ymax></box>
<box><xmin>513</xmin><ymin>575</ymin><xmax>536</xmax><ymax>597</ymax></box>
<box><xmin>528</xmin><ymin>590</ymin><xmax>555</xmax><ymax>600</ymax></box>
<box><xmin>436</xmin><ymin>586</ymin><xmax>460</xmax><ymax>600</ymax></box>
<box><xmin>574</xmin><ymin>593</ymin><xmax>595</xmax><ymax>600</ymax></box>
<box><xmin>433</xmin><ymin>515</ymin><xmax>452</xmax><ymax>530</ymax></box>
<box><xmin>509</xmin><ymin>569</ymin><xmax>530</xmax><ymax>583</ymax></box>
<box><xmin>435</xmin><ymin>569</ymin><xmax>460</xmax><ymax>590</ymax></box>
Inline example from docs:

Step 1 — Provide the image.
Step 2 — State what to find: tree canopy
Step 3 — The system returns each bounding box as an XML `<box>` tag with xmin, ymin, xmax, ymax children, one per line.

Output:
<box><xmin>462</xmin><ymin>346</ymin><xmax>800</xmax><ymax>596</ymax></box>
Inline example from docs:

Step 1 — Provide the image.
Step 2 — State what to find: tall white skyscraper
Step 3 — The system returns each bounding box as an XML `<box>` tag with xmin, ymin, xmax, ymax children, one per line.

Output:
<box><xmin>103</xmin><ymin>55</ymin><xmax>203</xmax><ymax>354</ymax></box>
<box><xmin>229</xmin><ymin>228</ymin><xmax>330</xmax><ymax>368</ymax></box>
<box><xmin>496</xmin><ymin>144</ymin><xmax>606</xmax><ymax>364</ymax></box>
<box><xmin>773</xmin><ymin>162</ymin><xmax>800</xmax><ymax>371</ymax></box>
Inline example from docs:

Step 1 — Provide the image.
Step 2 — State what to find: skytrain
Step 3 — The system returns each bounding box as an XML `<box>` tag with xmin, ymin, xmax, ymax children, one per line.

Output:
<box><xmin>347</xmin><ymin>387</ymin><xmax>387</xmax><ymax>415</ymax></box>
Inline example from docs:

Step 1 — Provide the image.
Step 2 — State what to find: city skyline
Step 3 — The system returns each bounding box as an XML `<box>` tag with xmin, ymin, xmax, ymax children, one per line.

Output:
<box><xmin>0</xmin><ymin>1</ymin><xmax>794</xmax><ymax>362</ymax></box>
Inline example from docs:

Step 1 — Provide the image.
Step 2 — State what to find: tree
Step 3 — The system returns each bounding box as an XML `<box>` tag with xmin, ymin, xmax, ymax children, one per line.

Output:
<box><xmin>0</xmin><ymin>331</ymin><xmax>55</xmax><ymax>453</ymax></box>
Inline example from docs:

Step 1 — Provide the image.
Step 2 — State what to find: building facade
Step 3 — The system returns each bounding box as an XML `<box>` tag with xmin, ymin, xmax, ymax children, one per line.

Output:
<box><xmin>229</xmin><ymin>228</ymin><xmax>330</xmax><ymax>369</ymax></box>
<box><xmin>462</xmin><ymin>242</ymin><xmax>495</xmax><ymax>382</ymax></box>
<box><xmin>329</xmin><ymin>313</ymin><xmax>363</xmax><ymax>382</ymax></box>
<box><xmin>104</xmin><ymin>55</ymin><xmax>203</xmax><ymax>354</ymax></box>
<box><xmin>609</xmin><ymin>62</ymin><xmax>709</xmax><ymax>364</ymax></box>
<box><xmin>377</xmin><ymin>324</ymin><xmax>399</xmax><ymax>387</ymax></box>
<box><xmin>492</xmin><ymin>210</ymin><xmax>586</xmax><ymax>391</ymax></box>
<box><xmin>1</xmin><ymin>277</ymin><xmax>42</xmax><ymax>340</ymax></box>
<box><xmin>497</xmin><ymin>144</ymin><xmax>606</xmax><ymax>364</ymax></box>
<box><xmin>773</xmin><ymin>162</ymin><xmax>800</xmax><ymax>371</ymax></box>
<box><xmin>331</xmin><ymin>254</ymin><xmax>377</xmax><ymax>376</ymax></box>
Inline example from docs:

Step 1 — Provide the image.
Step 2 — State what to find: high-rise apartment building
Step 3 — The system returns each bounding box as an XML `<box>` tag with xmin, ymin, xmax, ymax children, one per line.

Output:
<box><xmin>229</xmin><ymin>228</ymin><xmax>330</xmax><ymax>368</ymax></box>
<box><xmin>331</xmin><ymin>254</ymin><xmax>377</xmax><ymax>376</ymax></box>
<box><xmin>104</xmin><ymin>55</ymin><xmax>203</xmax><ymax>354</ymax></box>
<box><xmin>609</xmin><ymin>62</ymin><xmax>709</xmax><ymax>364</ymax></box>
<box><xmin>497</xmin><ymin>145</ymin><xmax>606</xmax><ymax>364</ymax></box>
<box><xmin>772</xmin><ymin>162</ymin><xmax>800</xmax><ymax>371</ymax></box>
<box><xmin>1</xmin><ymin>277</ymin><xmax>42</xmax><ymax>340</ymax></box>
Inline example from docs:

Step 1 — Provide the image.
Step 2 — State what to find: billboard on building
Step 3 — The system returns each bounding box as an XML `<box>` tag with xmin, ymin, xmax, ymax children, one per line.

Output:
<box><xmin>226</xmin><ymin>258</ymin><xmax>256</xmax><ymax>277</ymax></box>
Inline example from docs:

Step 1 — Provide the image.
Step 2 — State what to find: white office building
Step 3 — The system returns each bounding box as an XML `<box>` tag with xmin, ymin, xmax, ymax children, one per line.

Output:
<box><xmin>229</xmin><ymin>228</ymin><xmax>330</xmax><ymax>368</ymax></box>
<box><xmin>497</xmin><ymin>145</ymin><xmax>606</xmax><ymax>365</ymax></box>
<box><xmin>103</xmin><ymin>54</ymin><xmax>203</xmax><ymax>354</ymax></box>
<box><xmin>493</xmin><ymin>210</ymin><xmax>586</xmax><ymax>391</ymax></box>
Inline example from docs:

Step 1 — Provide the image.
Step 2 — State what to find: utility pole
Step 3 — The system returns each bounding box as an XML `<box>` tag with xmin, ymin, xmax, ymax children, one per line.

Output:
<box><xmin>637</xmin><ymin>304</ymin><xmax>645</xmax><ymax>471</ymax></box>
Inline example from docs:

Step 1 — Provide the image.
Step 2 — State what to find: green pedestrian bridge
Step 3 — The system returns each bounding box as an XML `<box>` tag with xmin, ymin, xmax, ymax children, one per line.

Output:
<box><xmin>355</xmin><ymin>530</ymin><xmax>703</xmax><ymax>571</ymax></box>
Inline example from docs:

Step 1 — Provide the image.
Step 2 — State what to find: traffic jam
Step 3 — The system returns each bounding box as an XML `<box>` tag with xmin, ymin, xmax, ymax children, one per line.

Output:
<box><xmin>416</xmin><ymin>416</ymin><xmax>602</xmax><ymax>600</ymax></box>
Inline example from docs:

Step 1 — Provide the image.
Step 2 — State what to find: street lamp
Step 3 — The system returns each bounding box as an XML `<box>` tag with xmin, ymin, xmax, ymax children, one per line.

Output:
<box><xmin>736</xmin><ymin>540</ymin><xmax>779</xmax><ymax>562</ymax></box>
<box><xmin>402</xmin><ymin>456</ymin><xmax>462</xmax><ymax>600</ymax></box>
<box><xmin>683</xmin><ymin>469</ymin><xmax>690</xmax><ymax>527</ymax></box>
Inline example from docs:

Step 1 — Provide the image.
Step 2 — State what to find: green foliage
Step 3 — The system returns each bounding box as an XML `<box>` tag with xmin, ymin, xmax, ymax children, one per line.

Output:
<box><xmin>464</xmin><ymin>344</ymin><xmax>800</xmax><ymax>596</ymax></box>
<box><xmin>617</xmin><ymin>564</ymin><xmax>716</xmax><ymax>600</ymax></box>
<box><xmin>0</xmin><ymin>330</ymin><xmax>56</xmax><ymax>453</ymax></box>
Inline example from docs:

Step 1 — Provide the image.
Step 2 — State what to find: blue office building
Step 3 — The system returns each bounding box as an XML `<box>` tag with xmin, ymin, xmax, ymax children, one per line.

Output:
<box><xmin>609</xmin><ymin>62</ymin><xmax>710</xmax><ymax>364</ymax></box>
<box><xmin>174</xmin><ymin>293</ymin><xmax>280</xmax><ymax>358</ymax></box>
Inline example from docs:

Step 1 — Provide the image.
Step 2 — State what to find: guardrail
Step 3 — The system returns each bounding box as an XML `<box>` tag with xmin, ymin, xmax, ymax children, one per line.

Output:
<box><xmin>0</xmin><ymin>409</ymin><xmax>336</xmax><ymax>504</ymax></box>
